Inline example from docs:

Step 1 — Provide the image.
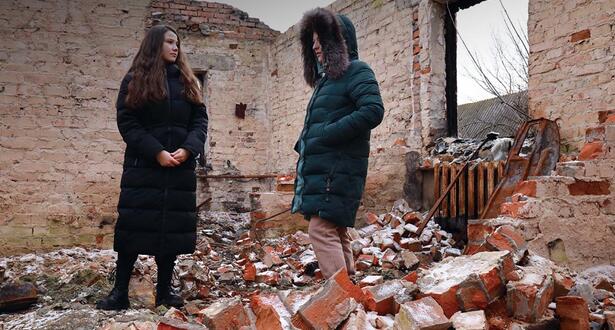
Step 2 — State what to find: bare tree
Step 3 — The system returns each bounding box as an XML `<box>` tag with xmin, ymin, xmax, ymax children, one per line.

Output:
<box><xmin>448</xmin><ymin>0</ymin><xmax>530</xmax><ymax>120</ymax></box>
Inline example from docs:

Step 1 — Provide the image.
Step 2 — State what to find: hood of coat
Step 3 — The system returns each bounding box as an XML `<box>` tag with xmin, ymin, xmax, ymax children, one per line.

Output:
<box><xmin>300</xmin><ymin>8</ymin><xmax>358</xmax><ymax>87</ymax></box>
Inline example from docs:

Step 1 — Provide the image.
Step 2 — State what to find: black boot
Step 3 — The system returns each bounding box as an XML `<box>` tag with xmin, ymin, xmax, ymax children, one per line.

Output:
<box><xmin>155</xmin><ymin>254</ymin><xmax>184</xmax><ymax>308</ymax></box>
<box><xmin>96</xmin><ymin>253</ymin><xmax>137</xmax><ymax>310</ymax></box>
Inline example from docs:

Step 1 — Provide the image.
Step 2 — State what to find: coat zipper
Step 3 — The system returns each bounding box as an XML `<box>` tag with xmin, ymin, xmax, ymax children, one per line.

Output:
<box><xmin>295</xmin><ymin>75</ymin><xmax>327</xmax><ymax>210</ymax></box>
<box><xmin>161</xmin><ymin>76</ymin><xmax>172</xmax><ymax>249</ymax></box>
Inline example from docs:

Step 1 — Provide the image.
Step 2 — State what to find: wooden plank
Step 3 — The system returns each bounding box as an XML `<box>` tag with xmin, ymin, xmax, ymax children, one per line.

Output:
<box><xmin>487</xmin><ymin>162</ymin><xmax>496</xmax><ymax>199</ymax></box>
<box><xmin>441</xmin><ymin>164</ymin><xmax>449</xmax><ymax>219</ymax></box>
<box><xmin>468</xmin><ymin>164</ymin><xmax>476</xmax><ymax>219</ymax></box>
<box><xmin>497</xmin><ymin>161</ymin><xmax>505</xmax><ymax>186</ymax></box>
<box><xmin>458</xmin><ymin>164</ymin><xmax>466</xmax><ymax>219</ymax></box>
<box><xmin>478</xmin><ymin>162</ymin><xmax>485</xmax><ymax>215</ymax></box>
<box><xmin>497</xmin><ymin>161</ymin><xmax>505</xmax><ymax>179</ymax></box>
<box><xmin>434</xmin><ymin>163</ymin><xmax>440</xmax><ymax>217</ymax></box>
<box><xmin>450</xmin><ymin>165</ymin><xmax>457</xmax><ymax>220</ymax></box>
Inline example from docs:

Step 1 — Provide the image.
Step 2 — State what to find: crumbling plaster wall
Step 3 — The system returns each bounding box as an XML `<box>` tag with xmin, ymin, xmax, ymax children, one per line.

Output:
<box><xmin>0</xmin><ymin>0</ymin><xmax>148</xmax><ymax>254</ymax></box>
<box><xmin>0</xmin><ymin>0</ymin><xmax>279</xmax><ymax>254</ymax></box>
<box><xmin>528</xmin><ymin>0</ymin><xmax>615</xmax><ymax>152</ymax></box>
<box><xmin>147</xmin><ymin>1</ymin><xmax>280</xmax><ymax>212</ymax></box>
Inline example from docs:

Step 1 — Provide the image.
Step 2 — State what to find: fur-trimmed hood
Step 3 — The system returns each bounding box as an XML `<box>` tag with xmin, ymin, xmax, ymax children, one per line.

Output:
<box><xmin>300</xmin><ymin>8</ymin><xmax>358</xmax><ymax>87</ymax></box>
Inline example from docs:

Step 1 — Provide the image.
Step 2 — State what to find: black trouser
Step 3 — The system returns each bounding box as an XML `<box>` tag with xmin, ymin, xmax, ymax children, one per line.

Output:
<box><xmin>114</xmin><ymin>252</ymin><xmax>177</xmax><ymax>292</ymax></box>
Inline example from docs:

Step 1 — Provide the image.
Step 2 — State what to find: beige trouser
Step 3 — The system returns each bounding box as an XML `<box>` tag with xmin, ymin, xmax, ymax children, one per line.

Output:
<box><xmin>308</xmin><ymin>215</ymin><xmax>355</xmax><ymax>279</ymax></box>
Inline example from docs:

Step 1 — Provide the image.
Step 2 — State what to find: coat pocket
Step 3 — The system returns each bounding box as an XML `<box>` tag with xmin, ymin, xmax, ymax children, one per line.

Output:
<box><xmin>324</xmin><ymin>153</ymin><xmax>341</xmax><ymax>202</ymax></box>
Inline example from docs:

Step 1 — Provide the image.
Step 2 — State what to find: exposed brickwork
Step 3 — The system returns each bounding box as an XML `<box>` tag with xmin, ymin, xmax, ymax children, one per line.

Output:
<box><xmin>0</xmin><ymin>0</ymin><xmax>149</xmax><ymax>254</ymax></box>
<box><xmin>528</xmin><ymin>0</ymin><xmax>615</xmax><ymax>151</ymax></box>
<box><xmin>0</xmin><ymin>0</ymin><xmax>279</xmax><ymax>253</ymax></box>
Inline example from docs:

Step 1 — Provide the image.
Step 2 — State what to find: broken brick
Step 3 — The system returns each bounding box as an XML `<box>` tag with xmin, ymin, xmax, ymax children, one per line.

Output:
<box><xmin>578</xmin><ymin>141</ymin><xmax>604</xmax><ymax>160</ymax></box>
<box><xmin>256</xmin><ymin>271</ymin><xmax>280</xmax><ymax>285</ymax></box>
<box><xmin>363</xmin><ymin>280</ymin><xmax>404</xmax><ymax>315</ymax></box>
<box><xmin>485</xmin><ymin>225</ymin><xmax>527</xmax><ymax>263</ymax></box>
<box><xmin>198</xmin><ymin>297</ymin><xmax>251</xmax><ymax>330</ymax></box>
<box><xmin>514</xmin><ymin>180</ymin><xmax>537</xmax><ymax>197</ymax></box>
<box><xmin>555</xmin><ymin>296</ymin><xmax>590</xmax><ymax>330</ymax></box>
<box><xmin>250</xmin><ymin>292</ymin><xmax>293</xmax><ymax>330</ymax></box>
<box><xmin>506</xmin><ymin>271</ymin><xmax>554</xmax><ymax>322</ymax></box>
<box><xmin>450</xmin><ymin>310</ymin><xmax>488</xmax><ymax>330</ymax></box>
<box><xmin>402</xmin><ymin>211</ymin><xmax>421</xmax><ymax>224</ymax></box>
<box><xmin>164</xmin><ymin>307</ymin><xmax>189</xmax><ymax>322</ymax></box>
<box><xmin>0</xmin><ymin>281</ymin><xmax>38</xmax><ymax>313</ymax></box>
<box><xmin>399</xmin><ymin>238</ymin><xmax>422</xmax><ymax>251</ymax></box>
<box><xmin>403</xmin><ymin>271</ymin><xmax>418</xmax><ymax>283</ymax></box>
<box><xmin>340</xmin><ymin>304</ymin><xmax>370</xmax><ymax>330</ymax></box>
<box><xmin>359</xmin><ymin>275</ymin><xmax>383</xmax><ymax>288</ymax></box>
<box><xmin>394</xmin><ymin>296</ymin><xmax>451</xmax><ymax>329</ymax></box>
<box><xmin>293</xmin><ymin>269</ymin><xmax>364</xmax><ymax>329</ymax></box>
<box><xmin>553</xmin><ymin>273</ymin><xmax>574</xmax><ymax>298</ymax></box>
<box><xmin>399</xmin><ymin>250</ymin><xmax>419</xmax><ymax>270</ymax></box>
<box><xmin>365</xmin><ymin>212</ymin><xmax>379</xmax><ymax>225</ymax></box>
<box><xmin>417</xmin><ymin>251</ymin><xmax>511</xmax><ymax>317</ymax></box>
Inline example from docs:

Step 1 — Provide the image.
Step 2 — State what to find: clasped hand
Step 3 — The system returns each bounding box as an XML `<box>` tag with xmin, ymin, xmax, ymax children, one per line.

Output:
<box><xmin>156</xmin><ymin>148</ymin><xmax>190</xmax><ymax>167</ymax></box>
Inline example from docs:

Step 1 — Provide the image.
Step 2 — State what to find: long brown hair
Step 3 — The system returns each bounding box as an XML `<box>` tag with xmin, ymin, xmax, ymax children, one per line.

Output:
<box><xmin>126</xmin><ymin>25</ymin><xmax>203</xmax><ymax>108</ymax></box>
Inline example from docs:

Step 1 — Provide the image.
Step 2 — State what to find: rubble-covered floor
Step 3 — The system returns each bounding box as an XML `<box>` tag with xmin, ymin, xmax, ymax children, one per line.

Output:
<box><xmin>1</xmin><ymin>205</ymin><xmax>615</xmax><ymax>329</ymax></box>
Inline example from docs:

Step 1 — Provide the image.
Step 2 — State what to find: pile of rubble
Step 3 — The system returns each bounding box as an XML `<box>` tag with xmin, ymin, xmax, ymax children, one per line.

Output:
<box><xmin>430</xmin><ymin>136</ymin><xmax>534</xmax><ymax>163</ymax></box>
<box><xmin>1</xmin><ymin>204</ymin><xmax>614</xmax><ymax>329</ymax></box>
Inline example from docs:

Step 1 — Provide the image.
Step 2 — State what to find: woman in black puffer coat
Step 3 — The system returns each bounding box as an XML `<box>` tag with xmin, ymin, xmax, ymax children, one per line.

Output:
<box><xmin>96</xmin><ymin>25</ymin><xmax>207</xmax><ymax>310</ymax></box>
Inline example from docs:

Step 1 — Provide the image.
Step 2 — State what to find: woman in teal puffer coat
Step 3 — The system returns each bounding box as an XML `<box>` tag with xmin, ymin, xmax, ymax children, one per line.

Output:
<box><xmin>292</xmin><ymin>8</ymin><xmax>384</xmax><ymax>279</ymax></box>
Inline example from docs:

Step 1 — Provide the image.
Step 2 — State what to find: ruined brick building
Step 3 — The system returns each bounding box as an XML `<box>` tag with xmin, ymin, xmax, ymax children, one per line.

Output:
<box><xmin>1</xmin><ymin>0</ymin><xmax>613</xmax><ymax>271</ymax></box>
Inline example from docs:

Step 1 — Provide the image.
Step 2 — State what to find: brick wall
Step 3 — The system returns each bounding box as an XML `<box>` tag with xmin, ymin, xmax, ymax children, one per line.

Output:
<box><xmin>0</xmin><ymin>0</ymin><xmax>148</xmax><ymax>254</ymax></box>
<box><xmin>528</xmin><ymin>0</ymin><xmax>615</xmax><ymax>151</ymax></box>
<box><xmin>0</xmin><ymin>0</ymin><xmax>279</xmax><ymax>254</ymax></box>
<box><xmin>147</xmin><ymin>1</ymin><xmax>280</xmax><ymax>212</ymax></box>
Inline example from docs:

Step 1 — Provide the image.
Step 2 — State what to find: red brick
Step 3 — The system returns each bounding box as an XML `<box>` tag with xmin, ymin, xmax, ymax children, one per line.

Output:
<box><xmin>556</xmin><ymin>296</ymin><xmax>590</xmax><ymax>330</ymax></box>
<box><xmin>365</xmin><ymin>212</ymin><xmax>379</xmax><ymax>225</ymax></box>
<box><xmin>552</xmin><ymin>273</ymin><xmax>573</xmax><ymax>298</ymax></box>
<box><xmin>363</xmin><ymin>280</ymin><xmax>404</xmax><ymax>315</ymax></box>
<box><xmin>250</xmin><ymin>293</ymin><xmax>292</xmax><ymax>330</ymax></box>
<box><xmin>339</xmin><ymin>305</ymin><xmax>370</xmax><ymax>329</ymax></box>
<box><xmin>243</xmin><ymin>261</ymin><xmax>256</xmax><ymax>282</ymax></box>
<box><xmin>570</xmin><ymin>29</ymin><xmax>591</xmax><ymax>42</ymax></box>
<box><xmin>598</xmin><ymin>110</ymin><xmax>615</xmax><ymax>123</ymax></box>
<box><xmin>418</xmin><ymin>251</ymin><xmax>510</xmax><ymax>317</ymax></box>
<box><xmin>467</xmin><ymin>219</ymin><xmax>493</xmax><ymax>245</ymax></box>
<box><xmin>586</xmin><ymin>126</ymin><xmax>605</xmax><ymax>142</ymax></box>
<box><xmin>456</xmin><ymin>279</ymin><xmax>490</xmax><ymax>311</ymax></box>
<box><xmin>567</xmin><ymin>179</ymin><xmax>610</xmax><ymax>195</ymax></box>
<box><xmin>506</xmin><ymin>273</ymin><xmax>554</xmax><ymax>322</ymax></box>
<box><xmin>403</xmin><ymin>271</ymin><xmax>418</xmax><ymax>283</ymax></box>
<box><xmin>578</xmin><ymin>141</ymin><xmax>604</xmax><ymax>160</ymax></box>
<box><xmin>500</xmin><ymin>201</ymin><xmax>527</xmax><ymax>218</ymax></box>
<box><xmin>256</xmin><ymin>271</ymin><xmax>279</xmax><ymax>285</ymax></box>
<box><xmin>198</xmin><ymin>297</ymin><xmax>251</xmax><ymax>330</ymax></box>
<box><xmin>485</xmin><ymin>225</ymin><xmax>527</xmax><ymax>263</ymax></box>
<box><xmin>294</xmin><ymin>269</ymin><xmax>365</xmax><ymax>329</ymax></box>
<box><xmin>514</xmin><ymin>180</ymin><xmax>537</xmax><ymax>197</ymax></box>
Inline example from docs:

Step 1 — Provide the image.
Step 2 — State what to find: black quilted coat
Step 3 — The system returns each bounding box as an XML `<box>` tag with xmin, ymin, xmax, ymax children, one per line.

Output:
<box><xmin>114</xmin><ymin>64</ymin><xmax>207</xmax><ymax>256</ymax></box>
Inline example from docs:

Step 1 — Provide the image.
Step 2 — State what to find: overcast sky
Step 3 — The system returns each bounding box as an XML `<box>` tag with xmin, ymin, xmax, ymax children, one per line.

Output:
<box><xmin>456</xmin><ymin>0</ymin><xmax>529</xmax><ymax>104</ymax></box>
<box><xmin>215</xmin><ymin>0</ymin><xmax>336</xmax><ymax>32</ymax></box>
<box><xmin>216</xmin><ymin>0</ymin><xmax>528</xmax><ymax>105</ymax></box>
